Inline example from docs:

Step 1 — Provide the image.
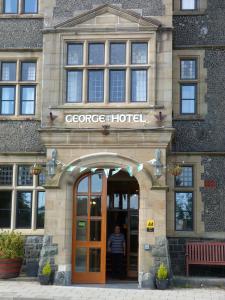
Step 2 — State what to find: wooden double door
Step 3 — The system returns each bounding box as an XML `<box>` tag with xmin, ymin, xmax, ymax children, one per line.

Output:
<box><xmin>72</xmin><ymin>171</ymin><xmax>139</xmax><ymax>284</ymax></box>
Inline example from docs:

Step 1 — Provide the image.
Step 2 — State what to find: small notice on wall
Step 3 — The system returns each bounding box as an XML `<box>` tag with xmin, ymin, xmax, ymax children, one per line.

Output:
<box><xmin>146</xmin><ymin>219</ymin><xmax>155</xmax><ymax>232</ymax></box>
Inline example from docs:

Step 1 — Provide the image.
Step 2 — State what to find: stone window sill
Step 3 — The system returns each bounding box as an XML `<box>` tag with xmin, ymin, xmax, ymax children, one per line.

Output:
<box><xmin>0</xmin><ymin>14</ymin><xmax>43</xmax><ymax>19</ymax></box>
<box><xmin>173</xmin><ymin>10</ymin><xmax>206</xmax><ymax>16</ymax></box>
<box><xmin>0</xmin><ymin>116</ymin><xmax>40</xmax><ymax>121</ymax></box>
<box><xmin>173</xmin><ymin>115</ymin><xmax>205</xmax><ymax>121</ymax></box>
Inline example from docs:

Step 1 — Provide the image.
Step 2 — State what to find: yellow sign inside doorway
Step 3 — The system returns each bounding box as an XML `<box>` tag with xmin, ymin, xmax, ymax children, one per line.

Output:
<box><xmin>146</xmin><ymin>219</ymin><xmax>155</xmax><ymax>232</ymax></box>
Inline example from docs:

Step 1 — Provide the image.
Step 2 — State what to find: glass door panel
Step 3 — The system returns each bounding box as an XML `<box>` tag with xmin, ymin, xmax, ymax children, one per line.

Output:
<box><xmin>73</xmin><ymin>172</ymin><xmax>107</xmax><ymax>284</ymax></box>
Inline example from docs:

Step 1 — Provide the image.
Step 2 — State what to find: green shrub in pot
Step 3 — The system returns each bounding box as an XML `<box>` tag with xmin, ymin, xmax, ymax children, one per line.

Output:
<box><xmin>0</xmin><ymin>231</ymin><xmax>24</xmax><ymax>279</ymax></box>
<box><xmin>155</xmin><ymin>263</ymin><xmax>169</xmax><ymax>290</ymax></box>
<box><xmin>39</xmin><ymin>261</ymin><xmax>52</xmax><ymax>285</ymax></box>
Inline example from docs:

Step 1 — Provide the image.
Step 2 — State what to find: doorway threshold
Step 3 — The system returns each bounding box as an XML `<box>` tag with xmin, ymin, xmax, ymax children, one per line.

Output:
<box><xmin>74</xmin><ymin>281</ymin><xmax>139</xmax><ymax>289</ymax></box>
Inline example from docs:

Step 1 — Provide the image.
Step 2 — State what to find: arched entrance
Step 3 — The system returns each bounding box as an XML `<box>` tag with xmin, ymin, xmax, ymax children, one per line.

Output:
<box><xmin>72</xmin><ymin>170</ymin><xmax>139</xmax><ymax>284</ymax></box>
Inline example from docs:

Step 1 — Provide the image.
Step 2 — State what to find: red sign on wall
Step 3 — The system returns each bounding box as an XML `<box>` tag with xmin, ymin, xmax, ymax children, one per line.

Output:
<box><xmin>204</xmin><ymin>180</ymin><xmax>217</xmax><ymax>189</ymax></box>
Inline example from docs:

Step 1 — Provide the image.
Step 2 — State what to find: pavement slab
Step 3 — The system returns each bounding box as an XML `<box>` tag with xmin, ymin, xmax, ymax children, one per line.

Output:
<box><xmin>0</xmin><ymin>281</ymin><xmax>224</xmax><ymax>300</ymax></box>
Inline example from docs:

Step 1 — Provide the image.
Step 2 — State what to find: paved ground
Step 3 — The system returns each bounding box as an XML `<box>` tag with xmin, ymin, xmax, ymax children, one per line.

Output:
<box><xmin>0</xmin><ymin>281</ymin><xmax>225</xmax><ymax>300</ymax></box>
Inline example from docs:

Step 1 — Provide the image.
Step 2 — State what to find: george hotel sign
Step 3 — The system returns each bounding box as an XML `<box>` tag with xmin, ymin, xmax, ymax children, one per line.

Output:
<box><xmin>65</xmin><ymin>114</ymin><xmax>146</xmax><ymax>123</ymax></box>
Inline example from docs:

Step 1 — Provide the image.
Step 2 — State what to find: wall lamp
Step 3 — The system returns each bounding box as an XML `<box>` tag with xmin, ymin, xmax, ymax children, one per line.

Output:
<box><xmin>46</xmin><ymin>149</ymin><xmax>57</xmax><ymax>177</ymax></box>
<box><xmin>148</xmin><ymin>149</ymin><xmax>163</xmax><ymax>178</ymax></box>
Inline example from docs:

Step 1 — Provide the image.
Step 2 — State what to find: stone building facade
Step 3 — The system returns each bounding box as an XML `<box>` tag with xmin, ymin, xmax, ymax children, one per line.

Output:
<box><xmin>0</xmin><ymin>0</ymin><xmax>224</xmax><ymax>286</ymax></box>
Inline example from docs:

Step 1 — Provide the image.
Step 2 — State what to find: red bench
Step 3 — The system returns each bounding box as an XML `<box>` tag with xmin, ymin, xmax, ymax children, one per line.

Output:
<box><xmin>186</xmin><ymin>242</ymin><xmax>225</xmax><ymax>276</ymax></box>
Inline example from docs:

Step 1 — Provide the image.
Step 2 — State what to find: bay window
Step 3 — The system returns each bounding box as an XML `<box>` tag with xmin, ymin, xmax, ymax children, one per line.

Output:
<box><xmin>66</xmin><ymin>40</ymin><xmax>150</xmax><ymax>104</ymax></box>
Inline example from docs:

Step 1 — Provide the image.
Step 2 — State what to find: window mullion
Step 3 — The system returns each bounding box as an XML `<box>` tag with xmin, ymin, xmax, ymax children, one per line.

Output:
<box><xmin>11</xmin><ymin>163</ymin><xmax>17</xmax><ymax>230</ymax></box>
<box><xmin>32</xmin><ymin>190</ymin><xmax>36</xmax><ymax>230</ymax></box>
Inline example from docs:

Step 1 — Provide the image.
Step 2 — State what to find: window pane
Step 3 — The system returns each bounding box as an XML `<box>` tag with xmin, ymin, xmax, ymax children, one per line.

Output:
<box><xmin>181</xmin><ymin>60</ymin><xmax>196</xmax><ymax>80</ymax></box>
<box><xmin>89</xmin><ymin>248</ymin><xmax>101</xmax><ymax>272</ymax></box>
<box><xmin>90</xmin><ymin>196</ymin><xmax>101</xmax><ymax>217</ymax></box>
<box><xmin>91</xmin><ymin>173</ymin><xmax>102</xmax><ymax>193</ymax></box>
<box><xmin>130</xmin><ymin>194</ymin><xmax>139</xmax><ymax>210</ymax></box>
<box><xmin>1</xmin><ymin>87</ymin><xmax>15</xmax><ymax>115</ymax></box>
<box><xmin>0</xmin><ymin>165</ymin><xmax>13</xmax><ymax>185</ymax></box>
<box><xmin>38</xmin><ymin>169</ymin><xmax>46</xmax><ymax>186</ymax></box>
<box><xmin>175</xmin><ymin>167</ymin><xmax>193</xmax><ymax>187</ymax></box>
<box><xmin>1</xmin><ymin>62</ymin><xmax>16</xmax><ymax>81</ymax></box>
<box><xmin>16</xmin><ymin>191</ymin><xmax>32</xmax><ymax>228</ymax></box>
<box><xmin>20</xmin><ymin>86</ymin><xmax>35</xmax><ymax>115</ymax></box>
<box><xmin>36</xmin><ymin>191</ymin><xmax>45</xmax><ymax>229</ymax></box>
<box><xmin>0</xmin><ymin>191</ymin><xmax>12</xmax><ymax>228</ymax></box>
<box><xmin>21</xmin><ymin>62</ymin><xmax>36</xmax><ymax>81</ymax></box>
<box><xmin>175</xmin><ymin>192</ymin><xmax>193</xmax><ymax>231</ymax></box>
<box><xmin>90</xmin><ymin>221</ymin><xmax>101</xmax><ymax>241</ymax></box>
<box><xmin>3</xmin><ymin>0</ymin><xmax>18</xmax><ymax>13</ymax></box>
<box><xmin>17</xmin><ymin>165</ymin><xmax>33</xmax><ymax>186</ymax></box>
<box><xmin>23</xmin><ymin>0</ymin><xmax>38</xmax><ymax>13</ymax></box>
<box><xmin>77</xmin><ymin>176</ymin><xmax>88</xmax><ymax>193</ymax></box>
<box><xmin>131</xmin><ymin>70</ymin><xmax>147</xmax><ymax>102</ymax></box>
<box><xmin>181</xmin><ymin>0</ymin><xmax>196</xmax><ymax>10</ymax></box>
<box><xmin>67</xmin><ymin>71</ymin><xmax>82</xmax><ymax>103</ymax></box>
<box><xmin>75</xmin><ymin>248</ymin><xmax>87</xmax><ymax>272</ymax></box>
<box><xmin>132</xmin><ymin>43</ymin><xmax>148</xmax><ymax>64</ymax></box>
<box><xmin>181</xmin><ymin>85</ymin><xmax>196</xmax><ymax>114</ymax></box>
<box><xmin>110</xmin><ymin>43</ymin><xmax>126</xmax><ymax>65</ymax></box>
<box><xmin>76</xmin><ymin>220</ymin><xmax>87</xmax><ymax>241</ymax></box>
<box><xmin>181</xmin><ymin>100</ymin><xmax>195</xmax><ymax>114</ymax></box>
<box><xmin>77</xmin><ymin>196</ymin><xmax>88</xmax><ymax>216</ymax></box>
<box><xmin>67</xmin><ymin>44</ymin><xmax>83</xmax><ymax>65</ymax></box>
<box><xmin>89</xmin><ymin>43</ymin><xmax>105</xmax><ymax>65</ymax></box>
<box><xmin>88</xmin><ymin>70</ymin><xmax>104</xmax><ymax>102</ymax></box>
<box><xmin>109</xmin><ymin>70</ymin><xmax>125</xmax><ymax>102</ymax></box>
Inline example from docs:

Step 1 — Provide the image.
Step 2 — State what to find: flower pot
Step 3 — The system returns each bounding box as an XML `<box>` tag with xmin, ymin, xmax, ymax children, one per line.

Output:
<box><xmin>156</xmin><ymin>278</ymin><xmax>169</xmax><ymax>290</ymax></box>
<box><xmin>0</xmin><ymin>258</ymin><xmax>22</xmax><ymax>279</ymax></box>
<box><xmin>39</xmin><ymin>274</ymin><xmax>51</xmax><ymax>285</ymax></box>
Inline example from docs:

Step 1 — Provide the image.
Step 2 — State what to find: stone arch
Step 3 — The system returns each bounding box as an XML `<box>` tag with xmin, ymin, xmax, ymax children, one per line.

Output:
<box><xmin>59</xmin><ymin>152</ymin><xmax>154</xmax><ymax>191</ymax></box>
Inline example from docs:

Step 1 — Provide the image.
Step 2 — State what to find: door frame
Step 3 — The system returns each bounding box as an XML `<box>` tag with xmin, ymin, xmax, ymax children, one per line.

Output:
<box><xmin>72</xmin><ymin>171</ymin><xmax>107</xmax><ymax>284</ymax></box>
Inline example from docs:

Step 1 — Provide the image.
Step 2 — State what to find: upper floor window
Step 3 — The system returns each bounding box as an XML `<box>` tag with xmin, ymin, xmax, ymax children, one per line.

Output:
<box><xmin>3</xmin><ymin>0</ymin><xmax>38</xmax><ymax>14</ymax></box>
<box><xmin>0</xmin><ymin>60</ymin><xmax>37</xmax><ymax>116</ymax></box>
<box><xmin>66</xmin><ymin>41</ymin><xmax>149</xmax><ymax>104</ymax></box>
<box><xmin>3</xmin><ymin>0</ymin><xmax>18</xmax><ymax>14</ymax></box>
<box><xmin>180</xmin><ymin>58</ymin><xmax>197</xmax><ymax>114</ymax></box>
<box><xmin>23</xmin><ymin>0</ymin><xmax>38</xmax><ymax>13</ymax></box>
<box><xmin>181</xmin><ymin>0</ymin><xmax>197</xmax><ymax>10</ymax></box>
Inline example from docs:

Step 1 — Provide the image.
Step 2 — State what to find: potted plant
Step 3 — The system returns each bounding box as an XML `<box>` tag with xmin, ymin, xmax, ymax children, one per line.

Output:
<box><xmin>30</xmin><ymin>164</ymin><xmax>43</xmax><ymax>176</ymax></box>
<box><xmin>0</xmin><ymin>231</ymin><xmax>24</xmax><ymax>279</ymax></box>
<box><xmin>39</xmin><ymin>261</ymin><xmax>52</xmax><ymax>285</ymax></box>
<box><xmin>155</xmin><ymin>263</ymin><xmax>169</xmax><ymax>290</ymax></box>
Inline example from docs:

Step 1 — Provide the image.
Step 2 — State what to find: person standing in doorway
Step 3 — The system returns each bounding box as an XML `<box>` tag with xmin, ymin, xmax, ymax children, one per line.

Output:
<box><xmin>108</xmin><ymin>225</ymin><xmax>126</xmax><ymax>279</ymax></box>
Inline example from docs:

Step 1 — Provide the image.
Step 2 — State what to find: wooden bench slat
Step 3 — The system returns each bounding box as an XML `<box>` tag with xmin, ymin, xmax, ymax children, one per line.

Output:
<box><xmin>186</xmin><ymin>242</ymin><xmax>225</xmax><ymax>276</ymax></box>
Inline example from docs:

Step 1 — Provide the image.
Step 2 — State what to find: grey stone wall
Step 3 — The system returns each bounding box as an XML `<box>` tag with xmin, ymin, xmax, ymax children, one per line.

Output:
<box><xmin>174</xmin><ymin>1</ymin><xmax>225</xmax><ymax>47</ymax></box>
<box><xmin>38</xmin><ymin>236</ymin><xmax>59</xmax><ymax>283</ymax></box>
<box><xmin>201</xmin><ymin>156</ymin><xmax>225</xmax><ymax>232</ymax></box>
<box><xmin>168</xmin><ymin>237</ymin><xmax>225</xmax><ymax>276</ymax></box>
<box><xmin>173</xmin><ymin>2</ymin><xmax>225</xmax><ymax>234</ymax></box>
<box><xmin>0</xmin><ymin>19</ymin><xmax>43</xmax><ymax>49</ymax></box>
<box><xmin>22</xmin><ymin>236</ymin><xmax>43</xmax><ymax>277</ymax></box>
<box><xmin>0</xmin><ymin>121</ymin><xmax>44</xmax><ymax>153</ymax></box>
<box><xmin>173</xmin><ymin>49</ymin><xmax>225</xmax><ymax>152</ymax></box>
<box><xmin>53</xmin><ymin>0</ymin><xmax>165</xmax><ymax>20</ymax></box>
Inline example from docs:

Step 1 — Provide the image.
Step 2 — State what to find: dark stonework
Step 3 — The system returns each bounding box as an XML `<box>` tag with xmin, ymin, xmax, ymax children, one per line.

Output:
<box><xmin>22</xmin><ymin>236</ymin><xmax>43</xmax><ymax>277</ymax></box>
<box><xmin>0</xmin><ymin>121</ymin><xmax>44</xmax><ymax>153</ymax></box>
<box><xmin>168</xmin><ymin>237</ymin><xmax>225</xmax><ymax>276</ymax></box>
<box><xmin>201</xmin><ymin>156</ymin><xmax>225</xmax><ymax>232</ymax></box>
<box><xmin>38</xmin><ymin>236</ymin><xmax>58</xmax><ymax>280</ymax></box>
<box><xmin>141</xmin><ymin>236</ymin><xmax>171</xmax><ymax>289</ymax></box>
<box><xmin>174</xmin><ymin>1</ymin><xmax>225</xmax><ymax>47</ymax></box>
<box><xmin>173</xmin><ymin>50</ymin><xmax>225</xmax><ymax>152</ymax></box>
<box><xmin>0</xmin><ymin>19</ymin><xmax>43</xmax><ymax>49</ymax></box>
<box><xmin>53</xmin><ymin>0</ymin><xmax>165</xmax><ymax>20</ymax></box>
